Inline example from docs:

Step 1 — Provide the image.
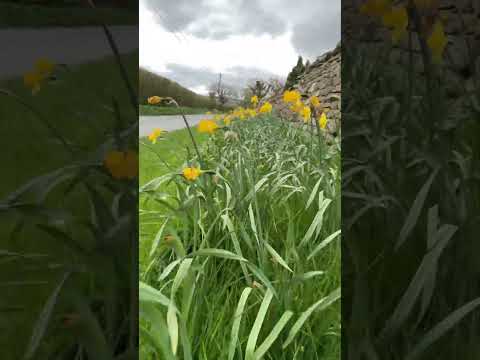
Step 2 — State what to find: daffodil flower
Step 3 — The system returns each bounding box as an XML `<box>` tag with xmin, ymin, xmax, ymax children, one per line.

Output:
<box><xmin>290</xmin><ymin>100</ymin><xmax>304</xmax><ymax>113</ymax></box>
<box><xmin>427</xmin><ymin>20</ymin><xmax>447</xmax><ymax>63</ymax></box>
<box><xmin>104</xmin><ymin>150</ymin><xmax>138</xmax><ymax>180</ymax></box>
<box><xmin>382</xmin><ymin>6</ymin><xmax>408</xmax><ymax>43</ymax></box>
<box><xmin>359</xmin><ymin>0</ymin><xmax>391</xmax><ymax>17</ymax></box>
<box><xmin>23</xmin><ymin>58</ymin><xmax>56</xmax><ymax>94</ymax></box>
<box><xmin>310</xmin><ymin>96</ymin><xmax>321</xmax><ymax>107</ymax></box>
<box><xmin>319</xmin><ymin>113</ymin><xmax>328</xmax><ymax>129</ymax></box>
<box><xmin>148</xmin><ymin>128</ymin><xmax>164</xmax><ymax>144</ymax></box>
<box><xmin>223</xmin><ymin>115</ymin><xmax>232</xmax><ymax>126</ymax></box>
<box><xmin>251</xmin><ymin>95</ymin><xmax>259</xmax><ymax>106</ymax></box>
<box><xmin>301</xmin><ymin>106</ymin><xmax>311</xmax><ymax>122</ymax></box>
<box><xmin>259</xmin><ymin>102</ymin><xmax>273</xmax><ymax>114</ymax></box>
<box><xmin>147</xmin><ymin>96</ymin><xmax>162</xmax><ymax>105</ymax></box>
<box><xmin>198</xmin><ymin>119</ymin><xmax>219</xmax><ymax>134</ymax></box>
<box><xmin>182</xmin><ymin>166</ymin><xmax>202</xmax><ymax>181</ymax></box>
<box><xmin>283</xmin><ymin>90</ymin><xmax>301</xmax><ymax>103</ymax></box>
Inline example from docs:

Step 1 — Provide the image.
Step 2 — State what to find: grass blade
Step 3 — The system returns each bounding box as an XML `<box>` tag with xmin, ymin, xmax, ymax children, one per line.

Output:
<box><xmin>24</xmin><ymin>271</ymin><xmax>70</xmax><ymax>360</ymax></box>
<box><xmin>283</xmin><ymin>287</ymin><xmax>340</xmax><ymax>349</ymax></box>
<box><xmin>228</xmin><ymin>287</ymin><xmax>253</xmax><ymax>360</ymax></box>
<box><xmin>307</xmin><ymin>230</ymin><xmax>341</xmax><ymax>260</ymax></box>
<box><xmin>245</xmin><ymin>289</ymin><xmax>274</xmax><ymax>360</ymax></box>
<box><xmin>395</xmin><ymin>168</ymin><xmax>439</xmax><ymax>251</ymax></box>
<box><xmin>254</xmin><ymin>310</ymin><xmax>294</xmax><ymax>359</ymax></box>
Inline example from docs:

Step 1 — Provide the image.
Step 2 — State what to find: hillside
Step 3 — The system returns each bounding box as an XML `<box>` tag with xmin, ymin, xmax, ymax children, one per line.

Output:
<box><xmin>139</xmin><ymin>67</ymin><xmax>215</xmax><ymax>109</ymax></box>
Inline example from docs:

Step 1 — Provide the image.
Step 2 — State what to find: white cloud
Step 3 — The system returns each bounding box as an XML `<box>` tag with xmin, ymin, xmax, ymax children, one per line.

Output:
<box><xmin>140</xmin><ymin>0</ymin><xmax>299</xmax><ymax>92</ymax></box>
<box><xmin>189</xmin><ymin>85</ymin><xmax>209</xmax><ymax>96</ymax></box>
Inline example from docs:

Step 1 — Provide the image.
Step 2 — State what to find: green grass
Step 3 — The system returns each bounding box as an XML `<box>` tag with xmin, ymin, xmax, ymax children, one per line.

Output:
<box><xmin>139</xmin><ymin>127</ymin><xmax>209</xmax><ymax>269</ymax></box>
<box><xmin>0</xmin><ymin>51</ymin><xmax>138</xmax><ymax>359</ymax></box>
<box><xmin>139</xmin><ymin>114</ymin><xmax>341</xmax><ymax>359</ymax></box>
<box><xmin>0</xmin><ymin>2</ymin><xmax>137</xmax><ymax>27</ymax></box>
<box><xmin>139</xmin><ymin>105</ymin><xmax>213</xmax><ymax>116</ymax></box>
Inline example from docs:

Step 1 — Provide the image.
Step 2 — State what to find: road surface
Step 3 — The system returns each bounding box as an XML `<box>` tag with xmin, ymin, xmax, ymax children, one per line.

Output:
<box><xmin>139</xmin><ymin>114</ymin><xmax>213</xmax><ymax>137</ymax></box>
<box><xmin>1</xmin><ymin>26</ymin><xmax>137</xmax><ymax>79</ymax></box>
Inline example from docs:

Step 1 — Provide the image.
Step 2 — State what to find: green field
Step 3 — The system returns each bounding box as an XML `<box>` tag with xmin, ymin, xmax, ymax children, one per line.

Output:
<box><xmin>0</xmin><ymin>52</ymin><xmax>138</xmax><ymax>358</ymax></box>
<box><xmin>140</xmin><ymin>105</ymin><xmax>212</xmax><ymax>116</ymax></box>
<box><xmin>0</xmin><ymin>2</ymin><xmax>137</xmax><ymax>27</ymax></box>
<box><xmin>139</xmin><ymin>114</ymin><xmax>341</xmax><ymax>359</ymax></box>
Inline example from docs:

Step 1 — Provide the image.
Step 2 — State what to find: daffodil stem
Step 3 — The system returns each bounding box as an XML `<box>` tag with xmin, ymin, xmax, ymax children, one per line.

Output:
<box><xmin>0</xmin><ymin>89</ymin><xmax>74</xmax><ymax>156</ymax></box>
<box><xmin>167</xmin><ymin>98</ymin><xmax>203</xmax><ymax>165</ymax></box>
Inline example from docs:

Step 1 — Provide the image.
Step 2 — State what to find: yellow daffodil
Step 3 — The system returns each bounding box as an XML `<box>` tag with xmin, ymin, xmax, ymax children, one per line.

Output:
<box><xmin>34</xmin><ymin>58</ymin><xmax>55</xmax><ymax>77</ymax></box>
<box><xmin>104</xmin><ymin>150</ymin><xmax>138</xmax><ymax>180</ymax></box>
<box><xmin>359</xmin><ymin>0</ymin><xmax>391</xmax><ymax>17</ymax></box>
<box><xmin>310</xmin><ymin>96</ymin><xmax>321</xmax><ymax>107</ymax></box>
<box><xmin>290</xmin><ymin>99</ymin><xmax>304</xmax><ymax>113</ymax></box>
<box><xmin>427</xmin><ymin>20</ymin><xmax>447</xmax><ymax>63</ymax></box>
<box><xmin>301</xmin><ymin>106</ymin><xmax>311</xmax><ymax>122</ymax></box>
<box><xmin>414</xmin><ymin>0</ymin><xmax>436</xmax><ymax>10</ymax></box>
<box><xmin>283</xmin><ymin>90</ymin><xmax>301</xmax><ymax>103</ymax></box>
<box><xmin>246</xmin><ymin>108</ymin><xmax>257</xmax><ymax>118</ymax></box>
<box><xmin>251</xmin><ymin>95</ymin><xmax>259</xmax><ymax>105</ymax></box>
<box><xmin>223</xmin><ymin>115</ymin><xmax>232</xmax><ymax>125</ymax></box>
<box><xmin>23</xmin><ymin>58</ymin><xmax>55</xmax><ymax>94</ymax></box>
<box><xmin>182</xmin><ymin>166</ymin><xmax>201</xmax><ymax>181</ymax></box>
<box><xmin>198</xmin><ymin>119</ymin><xmax>219</xmax><ymax>134</ymax></box>
<box><xmin>147</xmin><ymin>96</ymin><xmax>162</xmax><ymax>105</ymax></box>
<box><xmin>319</xmin><ymin>113</ymin><xmax>328</xmax><ymax>129</ymax></box>
<box><xmin>259</xmin><ymin>102</ymin><xmax>273</xmax><ymax>114</ymax></box>
<box><xmin>148</xmin><ymin>128</ymin><xmax>164</xmax><ymax>144</ymax></box>
<box><xmin>382</xmin><ymin>6</ymin><xmax>408</xmax><ymax>43</ymax></box>
<box><xmin>23</xmin><ymin>71</ymin><xmax>43</xmax><ymax>94</ymax></box>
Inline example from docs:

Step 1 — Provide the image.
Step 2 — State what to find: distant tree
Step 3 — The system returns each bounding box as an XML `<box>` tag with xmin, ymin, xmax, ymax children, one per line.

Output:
<box><xmin>284</xmin><ymin>56</ymin><xmax>305</xmax><ymax>90</ymax></box>
<box><xmin>209</xmin><ymin>74</ymin><xmax>234</xmax><ymax>108</ymax></box>
<box><xmin>247</xmin><ymin>80</ymin><xmax>272</xmax><ymax>101</ymax></box>
<box><xmin>266</xmin><ymin>77</ymin><xmax>285</xmax><ymax>97</ymax></box>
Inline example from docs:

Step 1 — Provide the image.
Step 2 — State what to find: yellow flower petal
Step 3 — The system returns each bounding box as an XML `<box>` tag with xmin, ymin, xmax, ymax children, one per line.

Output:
<box><xmin>198</xmin><ymin>119</ymin><xmax>219</xmax><ymax>134</ymax></box>
<box><xmin>319</xmin><ymin>113</ymin><xmax>328</xmax><ymax>129</ymax></box>
<box><xmin>283</xmin><ymin>90</ymin><xmax>301</xmax><ymax>103</ymax></box>
<box><xmin>182</xmin><ymin>167</ymin><xmax>202</xmax><ymax>181</ymax></box>
<box><xmin>427</xmin><ymin>21</ymin><xmax>447</xmax><ymax>62</ymax></box>
<box><xmin>259</xmin><ymin>102</ymin><xmax>273</xmax><ymax>114</ymax></box>
<box><xmin>310</xmin><ymin>96</ymin><xmax>321</xmax><ymax>107</ymax></box>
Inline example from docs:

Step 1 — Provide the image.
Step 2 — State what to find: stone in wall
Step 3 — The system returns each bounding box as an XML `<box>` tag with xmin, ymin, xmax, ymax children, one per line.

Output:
<box><xmin>294</xmin><ymin>44</ymin><xmax>341</xmax><ymax>134</ymax></box>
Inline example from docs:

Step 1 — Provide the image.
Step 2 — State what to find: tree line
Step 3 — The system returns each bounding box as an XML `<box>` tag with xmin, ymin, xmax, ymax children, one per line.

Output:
<box><xmin>139</xmin><ymin>67</ymin><xmax>216</xmax><ymax>109</ymax></box>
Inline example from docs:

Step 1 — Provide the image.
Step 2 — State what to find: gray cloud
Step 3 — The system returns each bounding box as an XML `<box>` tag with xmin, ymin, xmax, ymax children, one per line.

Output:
<box><xmin>142</xmin><ymin>0</ymin><xmax>340</xmax><ymax>60</ymax></box>
<box><xmin>156</xmin><ymin>63</ymin><xmax>283</xmax><ymax>95</ymax></box>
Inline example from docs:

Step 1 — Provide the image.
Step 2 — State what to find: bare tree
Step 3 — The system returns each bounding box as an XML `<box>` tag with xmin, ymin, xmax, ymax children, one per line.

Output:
<box><xmin>247</xmin><ymin>80</ymin><xmax>272</xmax><ymax>101</ymax></box>
<box><xmin>208</xmin><ymin>73</ymin><xmax>234</xmax><ymax>107</ymax></box>
<box><xmin>266</xmin><ymin>77</ymin><xmax>285</xmax><ymax>97</ymax></box>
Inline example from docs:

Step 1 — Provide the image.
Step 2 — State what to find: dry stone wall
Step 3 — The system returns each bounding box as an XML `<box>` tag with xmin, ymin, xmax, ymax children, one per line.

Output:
<box><xmin>294</xmin><ymin>44</ymin><xmax>341</xmax><ymax>133</ymax></box>
<box><xmin>268</xmin><ymin>44</ymin><xmax>341</xmax><ymax>135</ymax></box>
<box><xmin>343</xmin><ymin>0</ymin><xmax>480</xmax><ymax>92</ymax></box>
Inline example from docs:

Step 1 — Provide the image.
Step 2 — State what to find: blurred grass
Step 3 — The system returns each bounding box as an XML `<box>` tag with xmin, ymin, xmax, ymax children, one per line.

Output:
<box><xmin>0</xmin><ymin>2</ymin><xmax>137</xmax><ymax>27</ymax></box>
<box><xmin>0</xmin><ymin>51</ymin><xmax>137</xmax><ymax>358</ymax></box>
<box><xmin>0</xmin><ymin>51</ymin><xmax>138</xmax><ymax>196</ymax></box>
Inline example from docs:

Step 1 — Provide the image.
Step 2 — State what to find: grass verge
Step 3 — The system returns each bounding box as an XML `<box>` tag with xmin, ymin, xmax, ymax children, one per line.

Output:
<box><xmin>139</xmin><ymin>114</ymin><xmax>341</xmax><ymax>359</ymax></box>
<box><xmin>140</xmin><ymin>105</ymin><xmax>213</xmax><ymax>116</ymax></box>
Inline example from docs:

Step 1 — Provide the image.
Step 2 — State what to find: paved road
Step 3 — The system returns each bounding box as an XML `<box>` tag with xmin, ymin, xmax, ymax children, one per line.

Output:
<box><xmin>1</xmin><ymin>26</ymin><xmax>137</xmax><ymax>78</ymax></box>
<box><xmin>139</xmin><ymin>114</ymin><xmax>213</xmax><ymax>137</ymax></box>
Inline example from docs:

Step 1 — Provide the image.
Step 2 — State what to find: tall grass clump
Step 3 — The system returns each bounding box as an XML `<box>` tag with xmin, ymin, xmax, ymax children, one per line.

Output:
<box><xmin>139</xmin><ymin>109</ymin><xmax>341</xmax><ymax>359</ymax></box>
<box><xmin>343</xmin><ymin>1</ymin><xmax>480</xmax><ymax>359</ymax></box>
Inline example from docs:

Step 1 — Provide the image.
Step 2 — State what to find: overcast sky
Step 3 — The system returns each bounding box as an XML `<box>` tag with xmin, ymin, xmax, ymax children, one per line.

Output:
<box><xmin>139</xmin><ymin>0</ymin><xmax>340</xmax><ymax>95</ymax></box>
